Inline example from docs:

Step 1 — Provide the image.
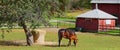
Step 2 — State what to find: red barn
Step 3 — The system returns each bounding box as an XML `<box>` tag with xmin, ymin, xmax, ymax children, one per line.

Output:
<box><xmin>76</xmin><ymin>9</ymin><xmax>117</xmax><ymax>32</ymax></box>
<box><xmin>91</xmin><ymin>0</ymin><xmax>120</xmax><ymax>25</ymax></box>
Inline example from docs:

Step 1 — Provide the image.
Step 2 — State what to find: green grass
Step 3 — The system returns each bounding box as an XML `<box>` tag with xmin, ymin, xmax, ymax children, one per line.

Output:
<box><xmin>50</xmin><ymin>9</ymin><xmax>90</xmax><ymax>28</ymax></box>
<box><xmin>0</xmin><ymin>29</ymin><xmax>26</xmax><ymax>41</ymax></box>
<box><xmin>52</xmin><ymin>17</ymin><xmax>75</xmax><ymax>21</ymax></box>
<box><xmin>99</xmin><ymin>29</ymin><xmax>120</xmax><ymax>35</ymax></box>
<box><xmin>52</xmin><ymin>9</ymin><xmax>90</xmax><ymax>20</ymax></box>
<box><xmin>0</xmin><ymin>29</ymin><xmax>120</xmax><ymax>50</ymax></box>
<box><xmin>50</xmin><ymin>22</ymin><xmax>75</xmax><ymax>28</ymax></box>
<box><xmin>66</xmin><ymin>9</ymin><xmax>90</xmax><ymax>18</ymax></box>
<box><xmin>50</xmin><ymin>17</ymin><xmax>76</xmax><ymax>28</ymax></box>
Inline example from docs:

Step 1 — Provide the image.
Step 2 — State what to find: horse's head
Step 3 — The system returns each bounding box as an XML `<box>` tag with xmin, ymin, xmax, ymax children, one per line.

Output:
<box><xmin>75</xmin><ymin>39</ymin><xmax>78</xmax><ymax>43</ymax></box>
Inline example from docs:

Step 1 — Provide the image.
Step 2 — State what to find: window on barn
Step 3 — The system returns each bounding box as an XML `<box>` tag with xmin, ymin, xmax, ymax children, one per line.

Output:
<box><xmin>106</xmin><ymin>20</ymin><xmax>111</xmax><ymax>25</ymax></box>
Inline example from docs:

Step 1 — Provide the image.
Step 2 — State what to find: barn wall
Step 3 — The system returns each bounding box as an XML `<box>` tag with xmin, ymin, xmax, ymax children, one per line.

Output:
<box><xmin>92</xmin><ymin>4</ymin><xmax>119</xmax><ymax>14</ymax></box>
<box><xmin>76</xmin><ymin>18</ymin><xmax>98</xmax><ymax>32</ymax></box>
<box><xmin>92</xmin><ymin>3</ymin><xmax>120</xmax><ymax>24</ymax></box>
<box><xmin>98</xmin><ymin>19</ymin><xmax>116</xmax><ymax>31</ymax></box>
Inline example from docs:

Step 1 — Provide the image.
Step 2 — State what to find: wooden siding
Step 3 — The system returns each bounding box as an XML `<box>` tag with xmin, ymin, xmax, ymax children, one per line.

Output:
<box><xmin>98</xmin><ymin>19</ymin><xmax>116</xmax><ymax>31</ymax></box>
<box><xmin>76</xmin><ymin>18</ymin><xmax>98</xmax><ymax>32</ymax></box>
<box><xmin>76</xmin><ymin>18</ymin><xmax>116</xmax><ymax>32</ymax></box>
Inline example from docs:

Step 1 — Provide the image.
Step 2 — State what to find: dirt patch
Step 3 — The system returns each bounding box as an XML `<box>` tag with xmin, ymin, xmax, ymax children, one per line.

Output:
<box><xmin>0</xmin><ymin>40</ymin><xmax>26</xmax><ymax>46</ymax></box>
<box><xmin>39</xmin><ymin>41</ymin><xmax>58</xmax><ymax>45</ymax></box>
<box><xmin>42</xmin><ymin>42</ymin><xmax>67</xmax><ymax>47</ymax></box>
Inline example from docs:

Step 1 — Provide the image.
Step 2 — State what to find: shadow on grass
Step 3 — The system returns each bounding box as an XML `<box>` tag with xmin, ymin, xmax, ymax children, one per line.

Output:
<box><xmin>44</xmin><ymin>44</ymin><xmax>76</xmax><ymax>47</ymax></box>
<box><xmin>0</xmin><ymin>40</ymin><xmax>26</xmax><ymax>46</ymax></box>
<box><xmin>44</xmin><ymin>44</ymin><xmax>67</xmax><ymax>47</ymax></box>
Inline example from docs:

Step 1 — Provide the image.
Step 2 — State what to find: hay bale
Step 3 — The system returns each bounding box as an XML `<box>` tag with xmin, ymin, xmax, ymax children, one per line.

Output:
<box><xmin>31</xmin><ymin>29</ymin><xmax>46</xmax><ymax>44</ymax></box>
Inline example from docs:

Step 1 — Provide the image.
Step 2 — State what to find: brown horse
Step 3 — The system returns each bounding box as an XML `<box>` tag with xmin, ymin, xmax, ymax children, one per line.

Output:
<box><xmin>58</xmin><ymin>29</ymin><xmax>78</xmax><ymax>46</ymax></box>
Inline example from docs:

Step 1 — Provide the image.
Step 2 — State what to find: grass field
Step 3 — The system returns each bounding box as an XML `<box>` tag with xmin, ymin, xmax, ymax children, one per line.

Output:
<box><xmin>66</xmin><ymin>9</ymin><xmax>90</xmax><ymax>18</ymax></box>
<box><xmin>0</xmin><ymin>28</ymin><xmax>120</xmax><ymax>50</ymax></box>
<box><xmin>49</xmin><ymin>9</ymin><xmax>90</xmax><ymax>28</ymax></box>
<box><xmin>99</xmin><ymin>29</ymin><xmax>120</xmax><ymax>35</ymax></box>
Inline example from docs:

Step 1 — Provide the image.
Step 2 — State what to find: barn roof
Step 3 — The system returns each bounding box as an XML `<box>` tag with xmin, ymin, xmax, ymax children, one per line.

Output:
<box><xmin>91</xmin><ymin>0</ymin><xmax>120</xmax><ymax>4</ymax></box>
<box><xmin>76</xmin><ymin>9</ymin><xmax>117</xmax><ymax>19</ymax></box>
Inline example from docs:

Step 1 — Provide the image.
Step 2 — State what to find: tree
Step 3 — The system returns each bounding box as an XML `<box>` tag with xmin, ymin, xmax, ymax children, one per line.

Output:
<box><xmin>78</xmin><ymin>0</ymin><xmax>91</xmax><ymax>9</ymax></box>
<box><xmin>0</xmin><ymin>0</ymin><xmax>65</xmax><ymax>46</ymax></box>
<box><xmin>68</xmin><ymin>0</ymin><xmax>91</xmax><ymax>10</ymax></box>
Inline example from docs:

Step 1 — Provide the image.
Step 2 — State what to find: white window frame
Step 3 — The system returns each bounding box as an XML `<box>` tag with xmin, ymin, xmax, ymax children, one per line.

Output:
<box><xmin>106</xmin><ymin>20</ymin><xmax>111</xmax><ymax>25</ymax></box>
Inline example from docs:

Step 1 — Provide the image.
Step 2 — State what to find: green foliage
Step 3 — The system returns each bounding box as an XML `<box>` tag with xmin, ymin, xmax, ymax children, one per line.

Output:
<box><xmin>72</xmin><ymin>0</ymin><xmax>91</xmax><ymax>9</ymax></box>
<box><xmin>57</xmin><ymin>0</ymin><xmax>92</xmax><ymax>10</ymax></box>
<box><xmin>0</xmin><ymin>0</ymin><xmax>65</xmax><ymax>29</ymax></box>
<box><xmin>0</xmin><ymin>0</ymin><xmax>92</xmax><ymax>29</ymax></box>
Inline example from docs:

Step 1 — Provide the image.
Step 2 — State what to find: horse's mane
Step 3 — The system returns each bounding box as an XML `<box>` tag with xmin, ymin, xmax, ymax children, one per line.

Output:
<box><xmin>58</xmin><ymin>28</ymin><xmax>75</xmax><ymax>34</ymax></box>
<box><xmin>65</xmin><ymin>29</ymin><xmax>76</xmax><ymax>35</ymax></box>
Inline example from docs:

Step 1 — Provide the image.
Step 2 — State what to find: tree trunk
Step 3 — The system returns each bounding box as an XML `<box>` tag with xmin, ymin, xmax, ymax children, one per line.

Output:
<box><xmin>21</xmin><ymin>22</ymin><xmax>33</xmax><ymax>46</ymax></box>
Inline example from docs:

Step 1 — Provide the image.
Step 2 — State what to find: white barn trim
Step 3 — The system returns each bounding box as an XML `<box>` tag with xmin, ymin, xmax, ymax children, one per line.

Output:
<box><xmin>91</xmin><ymin>0</ymin><xmax>120</xmax><ymax>4</ymax></box>
<box><xmin>76</xmin><ymin>9</ymin><xmax>117</xmax><ymax>19</ymax></box>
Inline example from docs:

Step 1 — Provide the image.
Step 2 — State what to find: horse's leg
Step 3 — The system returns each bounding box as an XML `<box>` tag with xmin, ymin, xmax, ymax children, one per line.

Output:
<box><xmin>73</xmin><ymin>39</ymin><xmax>76</xmax><ymax>46</ymax></box>
<box><xmin>67</xmin><ymin>39</ymin><xmax>71</xmax><ymax>46</ymax></box>
<box><xmin>58</xmin><ymin>37</ymin><xmax>62</xmax><ymax>47</ymax></box>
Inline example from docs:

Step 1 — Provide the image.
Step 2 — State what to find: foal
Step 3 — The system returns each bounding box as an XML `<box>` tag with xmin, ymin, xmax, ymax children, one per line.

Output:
<box><xmin>58</xmin><ymin>29</ymin><xmax>78</xmax><ymax>46</ymax></box>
